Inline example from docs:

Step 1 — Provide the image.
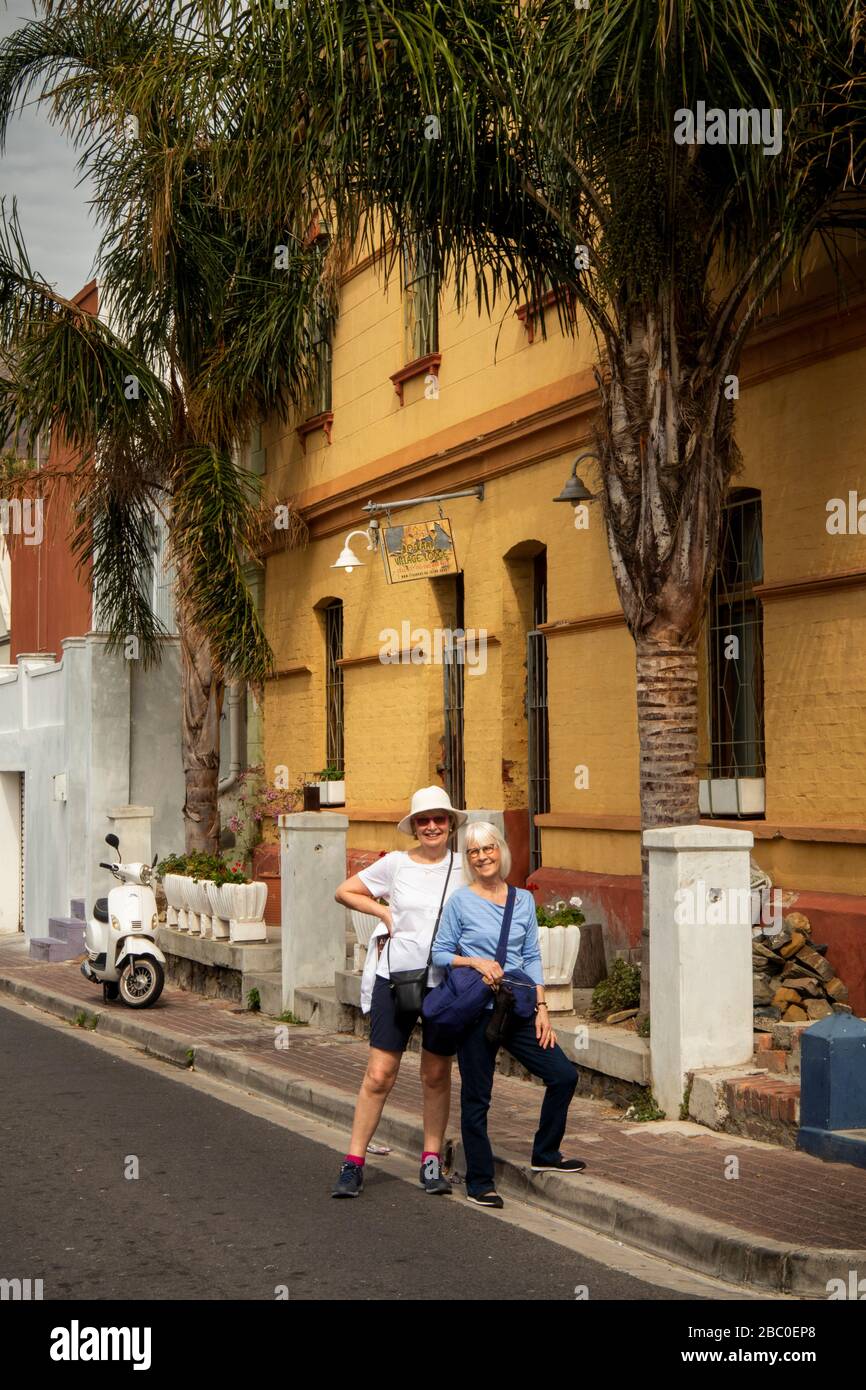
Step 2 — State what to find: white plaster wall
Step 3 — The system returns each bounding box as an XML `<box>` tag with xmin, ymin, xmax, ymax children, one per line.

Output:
<box><xmin>0</xmin><ymin>636</ymin><xmax>184</xmax><ymax>938</ymax></box>
<box><xmin>0</xmin><ymin>770</ymin><xmax>21</xmax><ymax>930</ymax></box>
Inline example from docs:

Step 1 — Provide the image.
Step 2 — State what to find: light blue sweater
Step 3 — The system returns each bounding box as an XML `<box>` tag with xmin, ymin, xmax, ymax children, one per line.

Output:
<box><xmin>432</xmin><ymin>885</ymin><xmax>544</xmax><ymax>985</ymax></box>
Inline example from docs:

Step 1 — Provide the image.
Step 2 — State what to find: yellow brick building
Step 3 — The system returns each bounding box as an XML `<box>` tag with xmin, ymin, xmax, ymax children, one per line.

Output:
<box><xmin>258</xmin><ymin>244</ymin><xmax>866</xmax><ymax>1010</ymax></box>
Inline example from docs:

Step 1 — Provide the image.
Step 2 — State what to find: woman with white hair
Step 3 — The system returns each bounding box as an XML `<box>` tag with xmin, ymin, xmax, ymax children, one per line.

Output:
<box><xmin>330</xmin><ymin>787</ymin><xmax>467</xmax><ymax>1199</ymax></box>
<box><xmin>432</xmin><ymin>822</ymin><xmax>585</xmax><ymax>1208</ymax></box>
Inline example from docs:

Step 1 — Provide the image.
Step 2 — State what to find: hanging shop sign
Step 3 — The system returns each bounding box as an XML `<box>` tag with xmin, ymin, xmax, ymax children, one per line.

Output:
<box><xmin>381</xmin><ymin>517</ymin><xmax>459</xmax><ymax>583</ymax></box>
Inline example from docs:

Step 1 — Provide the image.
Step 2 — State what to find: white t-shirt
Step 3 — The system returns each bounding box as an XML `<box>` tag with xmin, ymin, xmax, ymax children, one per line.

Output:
<box><xmin>357</xmin><ymin>850</ymin><xmax>465</xmax><ymax>986</ymax></box>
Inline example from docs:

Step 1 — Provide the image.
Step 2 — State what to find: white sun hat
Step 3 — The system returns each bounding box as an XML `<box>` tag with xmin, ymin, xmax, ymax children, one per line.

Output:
<box><xmin>397</xmin><ymin>786</ymin><xmax>468</xmax><ymax>837</ymax></box>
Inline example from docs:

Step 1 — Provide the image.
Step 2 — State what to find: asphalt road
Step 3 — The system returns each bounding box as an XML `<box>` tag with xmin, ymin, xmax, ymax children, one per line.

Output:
<box><xmin>0</xmin><ymin>1003</ymin><xmax>698</xmax><ymax>1301</ymax></box>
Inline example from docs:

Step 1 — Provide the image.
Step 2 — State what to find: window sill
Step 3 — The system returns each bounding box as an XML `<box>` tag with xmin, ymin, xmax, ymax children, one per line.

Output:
<box><xmin>296</xmin><ymin>410</ymin><xmax>333</xmax><ymax>452</ymax></box>
<box><xmin>517</xmin><ymin>288</ymin><xmax>572</xmax><ymax>345</ymax></box>
<box><xmin>389</xmin><ymin>352</ymin><xmax>441</xmax><ymax>405</ymax></box>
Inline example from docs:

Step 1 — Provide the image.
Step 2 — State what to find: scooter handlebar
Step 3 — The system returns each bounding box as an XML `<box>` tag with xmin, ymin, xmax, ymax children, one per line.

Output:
<box><xmin>98</xmin><ymin>861</ymin><xmax>116</xmax><ymax>871</ymax></box>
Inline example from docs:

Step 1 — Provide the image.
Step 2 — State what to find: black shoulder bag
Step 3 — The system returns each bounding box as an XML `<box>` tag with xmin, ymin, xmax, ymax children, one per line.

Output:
<box><xmin>388</xmin><ymin>852</ymin><xmax>454</xmax><ymax>1013</ymax></box>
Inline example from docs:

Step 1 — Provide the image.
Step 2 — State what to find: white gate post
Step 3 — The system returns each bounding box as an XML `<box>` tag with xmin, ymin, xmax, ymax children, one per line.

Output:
<box><xmin>279</xmin><ymin>812</ymin><xmax>348</xmax><ymax>1013</ymax></box>
<box><xmin>644</xmin><ymin>824</ymin><xmax>754</xmax><ymax>1119</ymax></box>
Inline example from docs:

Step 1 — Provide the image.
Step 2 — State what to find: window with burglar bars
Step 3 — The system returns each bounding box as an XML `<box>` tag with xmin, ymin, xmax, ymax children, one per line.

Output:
<box><xmin>150</xmin><ymin>504</ymin><xmax>177</xmax><ymax>636</ymax></box>
<box><xmin>527</xmin><ymin>550</ymin><xmax>550</xmax><ymax>872</ymax></box>
<box><xmin>442</xmin><ymin>573</ymin><xmax>466</xmax><ymax>811</ymax></box>
<box><xmin>707</xmin><ymin>489</ymin><xmax>766</xmax><ymax>784</ymax></box>
<box><xmin>325</xmin><ymin>600</ymin><xmax>344</xmax><ymax>775</ymax></box>
<box><xmin>312</xmin><ymin>296</ymin><xmax>333</xmax><ymax>416</ymax></box>
<box><xmin>402</xmin><ymin>237</ymin><xmax>439</xmax><ymax>361</ymax></box>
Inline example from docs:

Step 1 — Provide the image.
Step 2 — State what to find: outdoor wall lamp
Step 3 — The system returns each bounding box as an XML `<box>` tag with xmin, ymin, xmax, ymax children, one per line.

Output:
<box><xmin>553</xmin><ymin>452</ymin><xmax>599</xmax><ymax>504</ymax></box>
<box><xmin>330</xmin><ymin>520</ymin><xmax>379</xmax><ymax>574</ymax></box>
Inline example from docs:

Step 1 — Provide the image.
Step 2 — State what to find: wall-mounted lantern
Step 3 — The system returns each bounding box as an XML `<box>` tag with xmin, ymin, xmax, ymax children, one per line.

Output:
<box><xmin>553</xmin><ymin>451</ymin><xmax>599</xmax><ymax>505</ymax></box>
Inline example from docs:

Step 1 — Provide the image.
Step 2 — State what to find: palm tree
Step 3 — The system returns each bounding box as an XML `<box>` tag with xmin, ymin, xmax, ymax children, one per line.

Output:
<box><xmin>193</xmin><ymin>0</ymin><xmax>866</xmax><ymax>1008</ymax></box>
<box><xmin>0</xmin><ymin>0</ymin><xmax>323</xmax><ymax>851</ymax></box>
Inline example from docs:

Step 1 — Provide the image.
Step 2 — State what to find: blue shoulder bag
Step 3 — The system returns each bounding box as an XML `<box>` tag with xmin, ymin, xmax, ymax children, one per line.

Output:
<box><xmin>421</xmin><ymin>886</ymin><xmax>537</xmax><ymax>1036</ymax></box>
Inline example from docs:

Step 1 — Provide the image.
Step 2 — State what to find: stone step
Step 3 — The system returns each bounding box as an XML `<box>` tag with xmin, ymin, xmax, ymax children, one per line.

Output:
<box><xmin>70</xmin><ymin>898</ymin><xmax>87</xmax><ymax>922</ymax></box>
<box><xmin>293</xmin><ymin>986</ymin><xmax>356</xmax><ymax>1033</ymax></box>
<box><xmin>690</xmin><ymin>1067</ymin><xmax>800</xmax><ymax>1148</ymax></box>
<box><xmin>242</xmin><ymin>969</ymin><xmax>283</xmax><ymax>1018</ymax></box>
<box><xmin>49</xmin><ymin>917</ymin><xmax>87</xmax><ymax>949</ymax></box>
<box><xmin>159</xmin><ymin>923</ymin><xmax>281</xmax><ymax>974</ymax></box>
<box><xmin>29</xmin><ymin>936</ymin><xmax>81</xmax><ymax>963</ymax></box>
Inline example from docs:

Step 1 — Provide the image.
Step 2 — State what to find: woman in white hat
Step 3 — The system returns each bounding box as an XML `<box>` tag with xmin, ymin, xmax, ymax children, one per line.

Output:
<box><xmin>331</xmin><ymin>787</ymin><xmax>467</xmax><ymax>1199</ymax></box>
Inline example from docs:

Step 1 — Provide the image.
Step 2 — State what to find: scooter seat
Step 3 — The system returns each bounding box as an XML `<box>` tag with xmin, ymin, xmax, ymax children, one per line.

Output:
<box><xmin>93</xmin><ymin>897</ymin><xmax>109</xmax><ymax>923</ymax></box>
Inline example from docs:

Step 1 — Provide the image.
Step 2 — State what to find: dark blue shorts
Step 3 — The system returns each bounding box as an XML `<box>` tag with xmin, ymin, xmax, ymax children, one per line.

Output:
<box><xmin>369</xmin><ymin>976</ymin><xmax>457</xmax><ymax>1057</ymax></box>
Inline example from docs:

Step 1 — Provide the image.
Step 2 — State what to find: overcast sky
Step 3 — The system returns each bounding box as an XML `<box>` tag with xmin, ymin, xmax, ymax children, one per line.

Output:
<box><xmin>0</xmin><ymin>3</ymin><xmax>100</xmax><ymax>297</ymax></box>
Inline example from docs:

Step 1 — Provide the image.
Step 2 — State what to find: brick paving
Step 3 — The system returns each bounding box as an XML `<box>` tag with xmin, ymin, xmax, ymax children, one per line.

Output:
<box><xmin>3</xmin><ymin>942</ymin><xmax>866</xmax><ymax>1252</ymax></box>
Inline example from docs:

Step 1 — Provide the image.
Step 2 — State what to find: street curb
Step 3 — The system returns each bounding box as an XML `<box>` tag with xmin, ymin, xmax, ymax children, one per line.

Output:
<box><xmin>1</xmin><ymin>971</ymin><xmax>861</xmax><ymax>1297</ymax></box>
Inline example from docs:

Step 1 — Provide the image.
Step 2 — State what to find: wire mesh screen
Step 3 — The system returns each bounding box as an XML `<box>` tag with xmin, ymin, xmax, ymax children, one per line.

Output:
<box><xmin>708</xmin><ymin>490</ymin><xmax>766</xmax><ymax>782</ymax></box>
<box><xmin>325</xmin><ymin>600</ymin><xmax>344</xmax><ymax>774</ymax></box>
<box><xmin>402</xmin><ymin>239</ymin><xmax>439</xmax><ymax>360</ymax></box>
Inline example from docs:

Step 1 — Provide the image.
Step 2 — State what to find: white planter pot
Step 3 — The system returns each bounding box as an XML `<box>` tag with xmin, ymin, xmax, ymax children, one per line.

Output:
<box><xmin>162</xmin><ymin>873</ymin><xmax>185</xmax><ymax>927</ymax></box>
<box><xmin>349</xmin><ymin>909</ymin><xmax>377</xmax><ymax>947</ymax></box>
<box><xmin>540</xmin><ymin>924</ymin><xmax>581</xmax><ymax>985</ymax></box>
<box><xmin>220</xmin><ymin>881</ymin><xmax>268</xmax><ymax>942</ymax></box>
<box><xmin>699</xmin><ymin>776</ymin><xmax>765</xmax><ymax>817</ymax></box>
<box><xmin>175</xmin><ymin>875</ymin><xmax>193</xmax><ymax>932</ymax></box>
<box><xmin>318</xmin><ymin>780</ymin><xmax>345</xmax><ymax>806</ymax></box>
<box><xmin>205</xmin><ymin>882</ymin><xmax>231</xmax><ymax>939</ymax></box>
<box><xmin>185</xmin><ymin>878</ymin><xmax>214</xmax><ymax>937</ymax></box>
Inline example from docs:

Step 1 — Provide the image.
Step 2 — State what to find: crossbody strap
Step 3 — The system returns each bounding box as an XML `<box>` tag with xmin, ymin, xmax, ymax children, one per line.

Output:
<box><xmin>386</xmin><ymin>852</ymin><xmax>454</xmax><ymax>975</ymax></box>
<box><xmin>494</xmin><ymin>885</ymin><xmax>517</xmax><ymax>967</ymax></box>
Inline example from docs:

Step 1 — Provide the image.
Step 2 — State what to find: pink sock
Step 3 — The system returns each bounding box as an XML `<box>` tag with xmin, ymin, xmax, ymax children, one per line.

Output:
<box><xmin>421</xmin><ymin>1150</ymin><xmax>440</xmax><ymax>1163</ymax></box>
<box><xmin>346</xmin><ymin>1153</ymin><xmax>365</xmax><ymax>1167</ymax></box>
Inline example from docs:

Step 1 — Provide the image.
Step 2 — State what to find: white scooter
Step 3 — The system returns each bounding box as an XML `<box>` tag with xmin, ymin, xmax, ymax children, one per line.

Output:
<box><xmin>81</xmin><ymin>832</ymin><xmax>166</xmax><ymax>1008</ymax></box>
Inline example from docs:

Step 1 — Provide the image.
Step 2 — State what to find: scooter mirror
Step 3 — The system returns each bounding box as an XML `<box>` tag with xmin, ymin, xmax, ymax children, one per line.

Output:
<box><xmin>152</xmin><ymin>851</ymin><xmax>159</xmax><ymax>867</ymax></box>
<box><xmin>105</xmin><ymin>833</ymin><xmax>120</xmax><ymax>850</ymax></box>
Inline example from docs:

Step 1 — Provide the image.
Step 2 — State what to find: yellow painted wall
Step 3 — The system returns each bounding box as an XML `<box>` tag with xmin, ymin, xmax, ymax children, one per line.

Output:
<box><xmin>262</xmin><ymin>253</ymin><xmax>866</xmax><ymax>893</ymax></box>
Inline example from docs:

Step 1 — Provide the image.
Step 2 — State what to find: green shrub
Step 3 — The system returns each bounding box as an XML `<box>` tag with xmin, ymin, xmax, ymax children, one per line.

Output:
<box><xmin>590</xmin><ymin>958</ymin><xmax>641</xmax><ymax>1019</ymax></box>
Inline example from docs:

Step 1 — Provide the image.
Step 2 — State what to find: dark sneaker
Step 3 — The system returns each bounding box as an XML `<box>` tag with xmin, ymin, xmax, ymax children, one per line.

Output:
<box><xmin>530</xmin><ymin>1157</ymin><xmax>587</xmax><ymax>1174</ymax></box>
<box><xmin>331</xmin><ymin>1161</ymin><xmax>364</xmax><ymax>1197</ymax></box>
<box><xmin>419</xmin><ymin>1154</ymin><xmax>452</xmax><ymax>1195</ymax></box>
<box><xmin>467</xmin><ymin>1191</ymin><xmax>504</xmax><ymax>1209</ymax></box>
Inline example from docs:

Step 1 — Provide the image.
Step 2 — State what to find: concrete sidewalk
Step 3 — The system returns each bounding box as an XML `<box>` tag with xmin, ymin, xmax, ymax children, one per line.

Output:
<box><xmin>2</xmin><ymin>935</ymin><xmax>865</xmax><ymax>1298</ymax></box>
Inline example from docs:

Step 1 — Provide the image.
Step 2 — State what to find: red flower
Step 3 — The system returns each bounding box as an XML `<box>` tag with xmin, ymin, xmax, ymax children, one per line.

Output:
<box><xmin>527</xmin><ymin>880</ymin><xmax>539</xmax><ymax>891</ymax></box>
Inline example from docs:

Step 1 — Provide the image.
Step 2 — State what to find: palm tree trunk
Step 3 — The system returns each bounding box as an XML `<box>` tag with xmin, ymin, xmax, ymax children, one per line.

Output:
<box><xmin>635</xmin><ymin>639</ymin><xmax>700</xmax><ymax>1019</ymax></box>
<box><xmin>179</xmin><ymin>617</ymin><xmax>223</xmax><ymax>853</ymax></box>
<box><xmin>599</xmin><ymin>304</ymin><xmax>732</xmax><ymax>1025</ymax></box>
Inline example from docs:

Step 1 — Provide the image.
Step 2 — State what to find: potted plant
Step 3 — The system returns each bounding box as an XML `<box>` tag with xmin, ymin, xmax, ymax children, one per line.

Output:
<box><xmin>206</xmin><ymin>860</ymin><xmax>253</xmax><ymax>940</ymax></box>
<box><xmin>316</xmin><ymin>765</ymin><xmax>345</xmax><ymax>807</ymax></box>
<box><xmin>529</xmin><ymin>890</ymin><xmax>585</xmax><ymax>1013</ymax></box>
<box><xmin>156</xmin><ymin>853</ymin><xmax>188</xmax><ymax>929</ymax></box>
<box><xmin>157</xmin><ymin>845</ymin><xmax>268</xmax><ymax>945</ymax></box>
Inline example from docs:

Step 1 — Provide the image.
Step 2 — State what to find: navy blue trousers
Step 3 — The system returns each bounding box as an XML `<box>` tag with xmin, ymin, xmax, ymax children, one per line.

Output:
<box><xmin>457</xmin><ymin>1012</ymin><xmax>578</xmax><ymax>1196</ymax></box>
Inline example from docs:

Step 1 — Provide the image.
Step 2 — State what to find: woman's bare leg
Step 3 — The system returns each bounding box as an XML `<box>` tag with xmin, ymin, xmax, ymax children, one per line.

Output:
<box><xmin>420</xmin><ymin>1050</ymin><xmax>453</xmax><ymax>1153</ymax></box>
<box><xmin>347</xmin><ymin>1048</ymin><xmax>402</xmax><ymax>1155</ymax></box>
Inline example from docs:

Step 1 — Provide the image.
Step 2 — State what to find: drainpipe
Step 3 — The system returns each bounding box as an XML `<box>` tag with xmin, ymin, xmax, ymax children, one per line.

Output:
<box><xmin>218</xmin><ymin>683</ymin><xmax>245</xmax><ymax>794</ymax></box>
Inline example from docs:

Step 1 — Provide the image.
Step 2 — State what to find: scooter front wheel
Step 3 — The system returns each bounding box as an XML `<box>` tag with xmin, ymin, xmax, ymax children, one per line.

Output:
<box><xmin>119</xmin><ymin>957</ymin><xmax>165</xmax><ymax>1008</ymax></box>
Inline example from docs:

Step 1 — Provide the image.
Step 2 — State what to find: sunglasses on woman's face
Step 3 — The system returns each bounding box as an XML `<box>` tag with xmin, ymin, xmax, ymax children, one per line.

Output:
<box><xmin>414</xmin><ymin>814</ymin><xmax>449</xmax><ymax>826</ymax></box>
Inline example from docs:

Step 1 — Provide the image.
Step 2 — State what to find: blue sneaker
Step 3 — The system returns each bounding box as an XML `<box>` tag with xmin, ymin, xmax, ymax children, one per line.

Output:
<box><xmin>419</xmin><ymin>1154</ymin><xmax>452</xmax><ymax>1195</ymax></box>
<box><xmin>331</xmin><ymin>1161</ymin><xmax>364</xmax><ymax>1197</ymax></box>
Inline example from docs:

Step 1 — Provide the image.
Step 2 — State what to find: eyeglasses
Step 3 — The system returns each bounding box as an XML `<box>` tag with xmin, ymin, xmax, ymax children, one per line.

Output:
<box><xmin>466</xmin><ymin>844</ymin><xmax>499</xmax><ymax>859</ymax></box>
<box><xmin>414</xmin><ymin>814</ymin><xmax>450</xmax><ymax>826</ymax></box>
